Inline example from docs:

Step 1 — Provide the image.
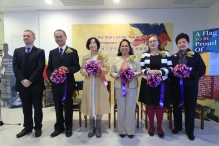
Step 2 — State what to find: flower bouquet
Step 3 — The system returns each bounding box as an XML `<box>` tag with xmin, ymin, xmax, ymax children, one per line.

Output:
<box><xmin>173</xmin><ymin>64</ymin><xmax>192</xmax><ymax>78</ymax></box>
<box><xmin>146</xmin><ymin>74</ymin><xmax>162</xmax><ymax>87</ymax></box>
<box><xmin>173</xmin><ymin>63</ymin><xmax>192</xmax><ymax>107</ymax></box>
<box><xmin>51</xmin><ymin>68</ymin><xmax>67</xmax><ymax>83</ymax></box>
<box><xmin>51</xmin><ymin>68</ymin><xmax>67</xmax><ymax>101</ymax></box>
<box><xmin>119</xmin><ymin>68</ymin><xmax>134</xmax><ymax>97</ymax></box>
<box><xmin>85</xmin><ymin>60</ymin><xmax>100</xmax><ymax>75</ymax></box>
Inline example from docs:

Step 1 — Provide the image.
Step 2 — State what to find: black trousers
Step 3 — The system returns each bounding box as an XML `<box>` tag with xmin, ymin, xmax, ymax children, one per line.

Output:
<box><xmin>172</xmin><ymin>85</ymin><xmax>198</xmax><ymax>134</ymax></box>
<box><xmin>19</xmin><ymin>89</ymin><xmax>43</xmax><ymax>131</ymax></box>
<box><xmin>52</xmin><ymin>91</ymin><xmax>73</xmax><ymax>131</ymax></box>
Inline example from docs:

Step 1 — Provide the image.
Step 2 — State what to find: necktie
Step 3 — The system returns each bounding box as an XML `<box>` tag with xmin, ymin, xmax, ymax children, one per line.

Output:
<box><xmin>26</xmin><ymin>48</ymin><xmax>30</xmax><ymax>53</ymax></box>
<box><xmin>59</xmin><ymin>48</ymin><xmax>63</xmax><ymax>57</ymax></box>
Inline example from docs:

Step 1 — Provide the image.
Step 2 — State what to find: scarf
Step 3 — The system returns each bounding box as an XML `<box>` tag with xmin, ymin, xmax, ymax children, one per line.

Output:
<box><xmin>177</xmin><ymin>48</ymin><xmax>190</xmax><ymax>64</ymax></box>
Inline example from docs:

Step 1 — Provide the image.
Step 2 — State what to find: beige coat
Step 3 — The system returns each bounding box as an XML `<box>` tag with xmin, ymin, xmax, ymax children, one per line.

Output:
<box><xmin>110</xmin><ymin>56</ymin><xmax>142</xmax><ymax>88</ymax></box>
<box><xmin>80</xmin><ymin>53</ymin><xmax>110</xmax><ymax>116</ymax></box>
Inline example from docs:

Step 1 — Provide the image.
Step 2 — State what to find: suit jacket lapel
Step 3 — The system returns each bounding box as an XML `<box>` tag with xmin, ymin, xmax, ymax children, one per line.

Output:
<box><xmin>60</xmin><ymin>46</ymin><xmax>68</xmax><ymax>61</ymax></box>
<box><xmin>54</xmin><ymin>48</ymin><xmax>59</xmax><ymax>62</ymax></box>
<box><xmin>21</xmin><ymin>47</ymin><xmax>26</xmax><ymax>66</ymax></box>
<box><xmin>28</xmin><ymin>46</ymin><xmax>37</xmax><ymax>67</ymax></box>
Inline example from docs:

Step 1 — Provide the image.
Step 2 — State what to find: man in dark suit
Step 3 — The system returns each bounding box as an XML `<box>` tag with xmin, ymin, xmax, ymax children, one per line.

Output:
<box><xmin>13</xmin><ymin>30</ymin><xmax>45</xmax><ymax>138</ymax></box>
<box><xmin>46</xmin><ymin>29</ymin><xmax>80</xmax><ymax>137</ymax></box>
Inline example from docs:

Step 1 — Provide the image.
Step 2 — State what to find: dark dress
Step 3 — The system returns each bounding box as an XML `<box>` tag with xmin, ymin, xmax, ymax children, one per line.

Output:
<box><xmin>139</xmin><ymin>55</ymin><xmax>171</xmax><ymax>107</ymax></box>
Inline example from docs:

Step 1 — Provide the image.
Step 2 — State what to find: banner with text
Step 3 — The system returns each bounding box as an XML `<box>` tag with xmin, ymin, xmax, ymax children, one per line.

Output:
<box><xmin>193</xmin><ymin>28</ymin><xmax>219</xmax><ymax>53</ymax></box>
<box><xmin>194</xmin><ymin>28</ymin><xmax>219</xmax><ymax>123</ymax></box>
<box><xmin>72</xmin><ymin>23</ymin><xmax>173</xmax><ymax>82</ymax></box>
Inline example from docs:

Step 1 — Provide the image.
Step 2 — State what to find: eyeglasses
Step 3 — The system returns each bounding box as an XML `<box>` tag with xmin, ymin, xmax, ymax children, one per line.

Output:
<box><xmin>148</xmin><ymin>40</ymin><xmax>158</xmax><ymax>44</ymax></box>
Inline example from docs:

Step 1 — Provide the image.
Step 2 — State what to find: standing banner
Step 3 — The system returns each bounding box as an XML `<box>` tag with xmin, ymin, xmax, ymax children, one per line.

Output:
<box><xmin>193</xmin><ymin>28</ymin><xmax>219</xmax><ymax>53</ymax></box>
<box><xmin>1</xmin><ymin>44</ymin><xmax>22</xmax><ymax>108</ymax></box>
<box><xmin>193</xmin><ymin>28</ymin><xmax>219</xmax><ymax>76</ymax></box>
<box><xmin>193</xmin><ymin>28</ymin><xmax>219</xmax><ymax>123</ymax></box>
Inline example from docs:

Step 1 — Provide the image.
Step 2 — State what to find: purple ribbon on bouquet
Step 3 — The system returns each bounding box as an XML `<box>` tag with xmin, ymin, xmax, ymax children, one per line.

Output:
<box><xmin>159</xmin><ymin>82</ymin><xmax>165</xmax><ymax>108</ymax></box>
<box><xmin>119</xmin><ymin>68</ymin><xmax>134</xmax><ymax>97</ymax></box>
<box><xmin>121</xmin><ymin>83</ymin><xmax>127</xmax><ymax>97</ymax></box>
<box><xmin>146</xmin><ymin>75</ymin><xmax>164</xmax><ymax>107</ymax></box>
<box><xmin>51</xmin><ymin>68</ymin><xmax>68</xmax><ymax>101</ymax></box>
<box><xmin>61</xmin><ymin>80</ymin><xmax>67</xmax><ymax>101</ymax></box>
<box><xmin>179</xmin><ymin>78</ymin><xmax>184</xmax><ymax>107</ymax></box>
<box><xmin>173</xmin><ymin>64</ymin><xmax>192</xmax><ymax>107</ymax></box>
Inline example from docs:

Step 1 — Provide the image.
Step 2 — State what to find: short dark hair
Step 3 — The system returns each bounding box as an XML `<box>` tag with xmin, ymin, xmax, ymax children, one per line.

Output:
<box><xmin>146</xmin><ymin>34</ymin><xmax>163</xmax><ymax>53</ymax></box>
<box><xmin>3</xmin><ymin>43</ymin><xmax>8</xmax><ymax>51</ymax></box>
<box><xmin>3</xmin><ymin>43</ymin><xmax>8</xmax><ymax>48</ymax></box>
<box><xmin>86</xmin><ymin>37</ymin><xmax>100</xmax><ymax>50</ymax></box>
<box><xmin>175</xmin><ymin>33</ymin><xmax>190</xmax><ymax>44</ymax></box>
<box><xmin>117</xmin><ymin>39</ymin><xmax>134</xmax><ymax>56</ymax></box>
<box><xmin>54</xmin><ymin>29</ymin><xmax>67</xmax><ymax>37</ymax></box>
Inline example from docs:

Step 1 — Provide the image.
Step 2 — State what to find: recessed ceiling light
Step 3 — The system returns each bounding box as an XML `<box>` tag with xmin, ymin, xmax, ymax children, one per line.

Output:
<box><xmin>113</xmin><ymin>0</ymin><xmax>120</xmax><ymax>3</ymax></box>
<box><xmin>45</xmin><ymin>0</ymin><xmax>52</xmax><ymax>4</ymax></box>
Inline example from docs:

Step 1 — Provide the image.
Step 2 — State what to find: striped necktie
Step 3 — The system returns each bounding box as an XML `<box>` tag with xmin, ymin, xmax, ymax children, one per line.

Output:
<box><xmin>26</xmin><ymin>47</ymin><xmax>30</xmax><ymax>53</ymax></box>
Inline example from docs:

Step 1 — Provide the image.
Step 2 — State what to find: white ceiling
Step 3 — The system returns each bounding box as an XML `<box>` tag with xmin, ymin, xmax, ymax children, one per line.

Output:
<box><xmin>0</xmin><ymin>0</ymin><xmax>218</xmax><ymax>12</ymax></box>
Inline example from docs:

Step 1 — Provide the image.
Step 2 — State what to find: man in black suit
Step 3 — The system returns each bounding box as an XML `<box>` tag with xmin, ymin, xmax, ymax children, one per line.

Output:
<box><xmin>13</xmin><ymin>30</ymin><xmax>45</xmax><ymax>138</ymax></box>
<box><xmin>46</xmin><ymin>29</ymin><xmax>80</xmax><ymax>137</ymax></box>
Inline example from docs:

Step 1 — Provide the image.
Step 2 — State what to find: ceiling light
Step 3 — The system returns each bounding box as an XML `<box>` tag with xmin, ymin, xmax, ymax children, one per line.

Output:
<box><xmin>45</xmin><ymin>0</ymin><xmax>52</xmax><ymax>4</ymax></box>
<box><xmin>113</xmin><ymin>0</ymin><xmax>120</xmax><ymax>3</ymax></box>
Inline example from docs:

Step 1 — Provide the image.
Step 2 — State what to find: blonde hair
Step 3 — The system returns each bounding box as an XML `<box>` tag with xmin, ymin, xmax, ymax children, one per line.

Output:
<box><xmin>146</xmin><ymin>34</ymin><xmax>163</xmax><ymax>53</ymax></box>
<box><xmin>24</xmin><ymin>30</ymin><xmax>35</xmax><ymax>37</ymax></box>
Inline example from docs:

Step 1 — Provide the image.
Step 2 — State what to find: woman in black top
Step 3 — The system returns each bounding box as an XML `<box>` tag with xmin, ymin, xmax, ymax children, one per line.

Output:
<box><xmin>139</xmin><ymin>34</ymin><xmax>173</xmax><ymax>138</ymax></box>
<box><xmin>170</xmin><ymin>33</ymin><xmax>206</xmax><ymax>141</ymax></box>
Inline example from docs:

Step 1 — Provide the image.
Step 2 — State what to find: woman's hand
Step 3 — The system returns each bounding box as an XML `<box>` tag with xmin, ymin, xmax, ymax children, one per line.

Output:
<box><xmin>154</xmin><ymin>70</ymin><xmax>162</xmax><ymax>75</ymax></box>
<box><xmin>148</xmin><ymin>70</ymin><xmax>156</xmax><ymax>75</ymax></box>
<box><xmin>134</xmin><ymin>73</ymin><xmax>142</xmax><ymax>78</ymax></box>
<box><xmin>148</xmin><ymin>70</ymin><xmax>162</xmax><ymax>75</ymax></box>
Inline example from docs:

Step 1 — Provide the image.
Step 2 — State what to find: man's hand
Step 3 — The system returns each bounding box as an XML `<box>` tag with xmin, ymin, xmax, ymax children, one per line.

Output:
<box><xmin>59</xmin><ymin>66</ymin><xmax>68</xmax><ymax>72</ymax></box>
<box><xmin>22</xmin><ymin>79</ymin><xmax>31</xmax><ymax>87</ymax></box>
<box><xmin>50</xmin><ymin>76</ymin><xmax>56</xmax><ymax>84</ymax></box>
<box><xmin>50</xmin><ymin>76</ymin><xmax>53</xmax><ymax>81</ymax></box>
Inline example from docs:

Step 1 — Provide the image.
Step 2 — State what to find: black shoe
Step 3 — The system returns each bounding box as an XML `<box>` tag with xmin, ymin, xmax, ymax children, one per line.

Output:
<box><xmin>148</xmin><ymin>131</ymin><xmax>154</xmax><ymax>137</ymax></box>
<box><xmin>16</xmin><ymin>129</ymin><xmax>32</xmax><ymax>138</ymax></box>
<box><xmin>128</xmin><ymin>135</ymin><xmax>134</xmax><ymax>138</ymax></box>
<box><xmin>148</xmin><ymin>126</ymin><xmax>154</xmax><ymax>137</ymax></box>
<box><xmin>157</xmin><ymin>128</ymin><xmax>164</xmax><ymax>138</ymax></box>
<box><xmin>35</xmin><ymin>130</ymin><xmax>42</xmax><ymax>137</ymax></box>
<box><xmin>187</xmin><ymin>134</ymin><xmax>195</xmax><ymax>141</ymax></box>
<box><xmin>158</xmin><ymin>133</ymin><xmax>164</xmax><ymax>138</ymax></box>
<box><xmin>50</xmin><ymin>129</ymin><xmax>65</xmax><ymax>137</ymax></box>
<box><xmin>0</xmin><ymin>121</ymin><xmax>4</xmax><ymax>126</ymax></box>
<box><xmin>172</xmin><ymin>128</ymin><xmax>183</xmax><ymax>134</ymax></box>
<box><xmin>119</xmin><ymin>134</ymin><xmax>126</xmax><ymax>138</ymax></box>
<box><xmin>66</xmin><ymin>130</ymin><xmax>72</xmax><ymax>137</ymax></box>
